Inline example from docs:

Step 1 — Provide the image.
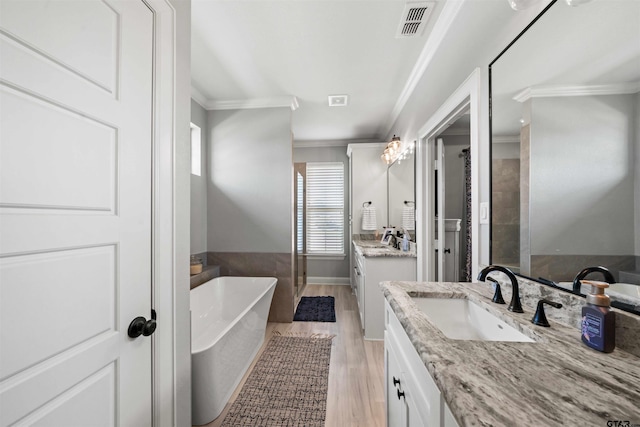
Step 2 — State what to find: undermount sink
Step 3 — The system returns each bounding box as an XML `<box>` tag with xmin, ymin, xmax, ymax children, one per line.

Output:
<box><xmin>412</xmin><ymin>298</ymin><xmax>535</xmax><ymax>342</ymax></box>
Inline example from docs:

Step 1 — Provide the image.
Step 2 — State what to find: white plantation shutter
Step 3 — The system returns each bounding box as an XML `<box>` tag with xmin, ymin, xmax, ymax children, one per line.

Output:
<box><xmin>306</xmin><ymin>162</ymin><xmax>344</xmax><ymax>255</ymax></box>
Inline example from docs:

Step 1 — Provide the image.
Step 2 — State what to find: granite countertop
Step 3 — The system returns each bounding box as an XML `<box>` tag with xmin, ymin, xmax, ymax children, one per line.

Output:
<box><xmin>353</xmin><ymin>239</ymin><xmax>416</xmax><ymax>258</ymax></box>
<box><xmin>381</xmin><ymin>280</ymin><xmax>640</xmax><ymax>427</ymax></box>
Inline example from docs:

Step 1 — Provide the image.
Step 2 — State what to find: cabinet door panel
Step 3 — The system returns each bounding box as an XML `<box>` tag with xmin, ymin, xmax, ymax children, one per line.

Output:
<box><xmin>385</xmin><ymin>337</ymin><xmax>408</xmax><ymax>427</ymax></box>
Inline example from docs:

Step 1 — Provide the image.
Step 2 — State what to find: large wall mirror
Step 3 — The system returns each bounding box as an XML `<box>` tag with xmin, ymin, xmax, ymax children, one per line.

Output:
<box><xmin>490</xmin><ymin>0</ymin><xmax>640</xmax><ymax>313</ymax></box>
<box><xmin>387</xmin><ymin>149</ymin><xmax>415</xmax><ymax>238</ymax></box>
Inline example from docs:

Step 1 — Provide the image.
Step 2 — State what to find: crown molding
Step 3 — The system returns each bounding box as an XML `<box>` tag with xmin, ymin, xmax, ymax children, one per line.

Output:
<box><xmin>190</xmin><ymin>90</ymin><xmax>300</xmax><ymax>111</ymax></box>
<box><xmin>294</xmin><ymin>138</ymin><xmax>380</xmax><ymax>149</ymax></box>
<box><xmin>191</xmin><ymin>86</ymin><xmax>208</xmax><ymax>109</ymax></box>
<box><xmin>294</xmin><ymin>140</ymin><xmax>353</xmax><ymax>149</ymax></box>
<box><xmin>513</xmin><ymin>81</ymin><xmax>640</xmax><ymax>102</ymax></box>
<box><xmin>381</xmin><ymin>0</ymin><xmax>465</xmax><ymax>137</ymax></box>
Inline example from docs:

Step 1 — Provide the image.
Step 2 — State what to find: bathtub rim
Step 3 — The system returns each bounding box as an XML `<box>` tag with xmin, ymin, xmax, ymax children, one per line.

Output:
<box><xmin>190</xmin><ymin>276</ymin><xmax>277</xmax><ymax>355</ymax></box>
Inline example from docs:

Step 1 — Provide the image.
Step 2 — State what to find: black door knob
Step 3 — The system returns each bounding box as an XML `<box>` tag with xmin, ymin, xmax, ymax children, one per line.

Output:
<box><xmin>143</xmin><ymin>318</ymin><xmax>157</xmax><ymax>336</ymax></box>
<box><xmin>128</xmin><ymin>313</ymin><xmax>157</xmax><ymax>338</ymax></box>
<box><xmin>128</xmin><ymin>316</ymin><xmax>146</xmax><ymax>338</ymax></box>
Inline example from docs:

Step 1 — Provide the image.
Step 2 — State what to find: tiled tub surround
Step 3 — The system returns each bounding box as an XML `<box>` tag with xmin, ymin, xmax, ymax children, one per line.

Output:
<box><xmin>189</xmin><ymin>251</ymin><xmax>221</xmax><ymax>289</ymax></box>
<box><xmin>189</xmin><ymin>252</ymin><xmax>293</xmax><ymax>322</ymax></box>
<box><xmin>381</xmin><ymin>280</ymin><xmax>640</xmax><ymax>427</ymax></box>
<box><xmin>206</xmin><ymin>252</ymin><xmax>293</xmax><ymax>323</ymax></box>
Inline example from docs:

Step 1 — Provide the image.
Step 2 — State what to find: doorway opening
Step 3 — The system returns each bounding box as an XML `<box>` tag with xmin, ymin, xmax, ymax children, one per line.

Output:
<box><xmin>415</xmin><ymin>69</ymin><xmax>481</xmax><ymax>282</ymax></box>
<box><xmin>433</xmin><ymin>113</ymin><xmax>472</xmax><ymax>282</ymax></box>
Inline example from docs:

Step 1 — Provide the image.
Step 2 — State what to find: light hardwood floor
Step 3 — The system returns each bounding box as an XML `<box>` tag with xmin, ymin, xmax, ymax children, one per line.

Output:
<box><xmin>200</xmin><ymin>284</ymin><xmax>386</xmax><ymax>427</ymax></box>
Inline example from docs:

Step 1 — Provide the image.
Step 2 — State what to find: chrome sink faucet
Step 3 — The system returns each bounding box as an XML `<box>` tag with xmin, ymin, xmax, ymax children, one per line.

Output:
<box><xmin>478</xmin><ymin>265</ymin><xmax>524</xmax><ymax>313</ymax></box>
<box><xmin>572</xmin><ymin>266</ymin><xmax>615</xmax><ymax>295</ymax></box>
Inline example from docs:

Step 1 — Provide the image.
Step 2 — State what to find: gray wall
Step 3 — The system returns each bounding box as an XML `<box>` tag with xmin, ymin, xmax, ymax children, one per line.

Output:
<box><xmin>207</xmin><ymin>107</ymin><xmax>293</xmax><ymax>253</ymax></box>
<box><xmin>636</xmin><ymin>92</ymin><xmax>640</xmax><ymax>260</ymax></box>
<box><xmin>293</xmin><ymin>144</ymin><xmax>350</xmax><ymax>280</ymax></box>
<box><xmin>441</xmin><ymin>135</ymin><xmax>469</xmax><ymax>221</ymax></box>
<box><xmin>190</xmin><ymin>99</ymin><xmax>208</xmax><ymax>254</ymax></box>
<box><xmin>529</xmin><ymin>94</ymin><xmax>636</xmax><ymax>256</ymax></box>
<box><xmin>205</xmin><ymin>106</ymin><xmax>295</xmax><ymax>322</ymax></box>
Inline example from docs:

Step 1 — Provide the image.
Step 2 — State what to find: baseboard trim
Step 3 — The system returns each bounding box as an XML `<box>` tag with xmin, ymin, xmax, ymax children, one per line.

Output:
<box><xmin>307</xmin><ymin>276</ymin><xmax>351</xmax><ymax>285</ymax></box>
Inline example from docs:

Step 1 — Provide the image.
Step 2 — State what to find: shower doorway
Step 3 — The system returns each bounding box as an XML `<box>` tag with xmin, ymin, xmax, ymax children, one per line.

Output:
<box><xmin>416</xmin><ymin>69</ymin><xmax>481</xmax><ymax>282</ymax></box>
<box><xmin>433</xmin><ymin>118</ymin><xmax>472</xmax><ymax>282</ymax></box>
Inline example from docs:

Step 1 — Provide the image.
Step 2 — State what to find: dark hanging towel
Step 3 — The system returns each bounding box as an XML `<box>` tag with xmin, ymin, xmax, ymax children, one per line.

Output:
<box><xmin>463</xmin><ymin>149</ymin><xmax>472</xmax><ymax>281</ymax></box>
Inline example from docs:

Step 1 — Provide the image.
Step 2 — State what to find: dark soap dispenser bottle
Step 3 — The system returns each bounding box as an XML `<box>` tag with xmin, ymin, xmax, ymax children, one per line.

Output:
<box><xmin>581</xmin><ymin>280</ymin><xmax>615</xmax><ymax>353</ymax></box>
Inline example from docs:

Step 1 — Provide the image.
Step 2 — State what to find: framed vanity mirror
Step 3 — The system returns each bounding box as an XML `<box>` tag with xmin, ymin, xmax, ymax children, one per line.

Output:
<box><xmin>489</xmin><ymin>0</ymin><xmax>640</xmax><ymax>313</ymax></box>
<box><xmin>387</xmin><ymin>148</ymin><xmax>415</xmax><ymax>238</ymax></box>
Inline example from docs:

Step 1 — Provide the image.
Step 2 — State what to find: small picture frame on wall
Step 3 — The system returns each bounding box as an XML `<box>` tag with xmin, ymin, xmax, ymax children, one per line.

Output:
<box><xmin>381</xmin><ymin>227</ymin><xmax>395</xmax><ymax>245</ymax></box>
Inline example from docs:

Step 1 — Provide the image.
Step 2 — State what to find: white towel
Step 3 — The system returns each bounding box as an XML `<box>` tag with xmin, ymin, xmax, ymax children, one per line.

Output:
<box><xmin>402</xmin><ymin>206</ymin><xmax>415</xmax><ymax>230</ymax></box>
<box><xmin>362</xmin><ymin>206</ymin><xmax>377</xmax><ymax>231</ymax></box>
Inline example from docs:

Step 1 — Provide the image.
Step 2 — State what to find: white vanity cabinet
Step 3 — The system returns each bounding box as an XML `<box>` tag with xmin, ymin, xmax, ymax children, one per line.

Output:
<box><xmin>386</xmin><ymin>340</ymin><xmax>426</xmax><ymax>427</ymax></box>
<box><xmin>385</xmin><ymin>300</ymin><xmax>461</xmax><ymax>427</ymax></box>
<box><xmin>354</xmin><ymin>247</ymin><xmax>416</xmax><ymax>340</ymax></box>
<box><xmin>353</xmin><ymin>250</ymin><xmax>365</xmax><ymax>327</ymax></box>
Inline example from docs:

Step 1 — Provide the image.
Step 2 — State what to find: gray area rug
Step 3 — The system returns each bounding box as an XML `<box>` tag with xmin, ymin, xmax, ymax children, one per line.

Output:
<box><xmin>221</xmin><ymin>334</ymin><xmax>333</xmax><ymax>427</ymax></box>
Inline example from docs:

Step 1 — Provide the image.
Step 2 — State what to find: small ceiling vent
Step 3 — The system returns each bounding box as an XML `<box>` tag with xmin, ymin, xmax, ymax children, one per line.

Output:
<box><xmin>328</xmin><ymin>95</ymin><xmax>349</xmax><ymax>107</ymax></box>
<box><xmin>396</xmin><ymin>2</ymin><xmax>435</xmax><ymax>38</ymax></box>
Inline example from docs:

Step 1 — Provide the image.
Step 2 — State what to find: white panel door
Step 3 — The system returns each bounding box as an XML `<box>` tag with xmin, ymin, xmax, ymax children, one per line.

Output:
<box><xmin>0</xmin><ymin>1</ymin><xmax>154</xmax><ymax>426</ymax></box>
<box><xmin>436</xmin><ymin>138</ymin><xmax>445</xmax><ymax>282</ymax></box>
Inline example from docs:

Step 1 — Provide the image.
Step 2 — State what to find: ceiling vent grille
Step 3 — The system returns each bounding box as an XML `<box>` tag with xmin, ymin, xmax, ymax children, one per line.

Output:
<box><xmin>328</xmin><ymin>95</ymin><xmax>349</xmax><ymax>107</ymax></box>
<box><xmin>396</xmin><ymin>2</ymin><xmax>434</xmax><ymax>38</ymax></box>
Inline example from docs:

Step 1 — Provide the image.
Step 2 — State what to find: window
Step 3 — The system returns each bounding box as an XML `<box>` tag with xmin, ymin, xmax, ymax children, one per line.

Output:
<box><xmin>190</xmin><ymin>123</ymin><xmax>201</xmax><ymax>176</ymax></box>
<box><xmin>306</xmin><ymin>162</ymin><xmax>344</xmax><ymax>256</ymax></box>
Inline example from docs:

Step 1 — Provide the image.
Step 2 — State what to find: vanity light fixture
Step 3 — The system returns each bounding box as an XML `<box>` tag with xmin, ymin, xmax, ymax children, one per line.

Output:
<box><xmin>564</xmin><ymin>0</ymin><xmax>592</xmax><ymax>6</ymax></box>
<box><xmin>381</xmin><ymin>135</ymin><xmax>401</xmax><ymax>165</ymax></box>
<box><xmin>507</xmin><ymin>0</ymin><xmax>539</xmax><ymax>10</ymax></box>
<box><xmin>381</xmin><ymin>136</ymin><xmax>415</xmax><ymax>165</ymax></box>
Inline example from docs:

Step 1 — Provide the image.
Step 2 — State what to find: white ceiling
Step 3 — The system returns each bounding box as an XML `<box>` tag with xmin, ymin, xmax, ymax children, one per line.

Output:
<box><xmin>191</xmin><ymin>0</ymin><xmax>448</xmax><ymax>142</ymax></box>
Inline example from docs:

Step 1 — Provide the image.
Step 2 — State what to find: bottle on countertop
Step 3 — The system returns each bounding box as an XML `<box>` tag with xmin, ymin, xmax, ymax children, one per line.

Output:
<box><xmin>402</xmin><ymin>233</ymin><xmax>409</xmax><ymax>252</ymax></box>
<box><xmin>580</xmin><ymin>280</ymin><xmax>615</xmax><ymax>353</ymax></box>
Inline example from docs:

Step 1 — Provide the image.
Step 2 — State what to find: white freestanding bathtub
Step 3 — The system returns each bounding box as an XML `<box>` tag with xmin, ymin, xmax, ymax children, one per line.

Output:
<box><xmin>190</xmin><ymin>276</ymin><xmax>277</xmax><ymax>425</ymax></box>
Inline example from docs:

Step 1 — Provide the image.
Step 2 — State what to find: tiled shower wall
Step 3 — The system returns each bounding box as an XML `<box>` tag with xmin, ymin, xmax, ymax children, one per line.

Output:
<box><xmin>492</xmin><ymin>158</ymin><xmax>520</xmax><ymax>268</ymax></box>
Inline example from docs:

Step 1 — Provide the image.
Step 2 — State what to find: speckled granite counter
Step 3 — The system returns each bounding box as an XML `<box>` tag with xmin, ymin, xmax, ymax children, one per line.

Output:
<box><xmin>381</xmin><ymin>280</ymin><xmax>640</xmax><ymax>427</ymax></box>
<box><xmin>353</xmin><ymin>239</ymin><xmax>416</xmax><ymax>258</ymax></box>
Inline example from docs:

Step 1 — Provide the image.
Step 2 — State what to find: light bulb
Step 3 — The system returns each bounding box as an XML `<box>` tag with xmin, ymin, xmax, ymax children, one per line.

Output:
<box><xmin>565</xmin><ymin>0</ymin><xmax>592</xmax><ymax>6</ymax></box>
<box><xmin>507</xmin><ymin>0</ymin><xmax>539</xmax><ymax>10</ymax></box>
